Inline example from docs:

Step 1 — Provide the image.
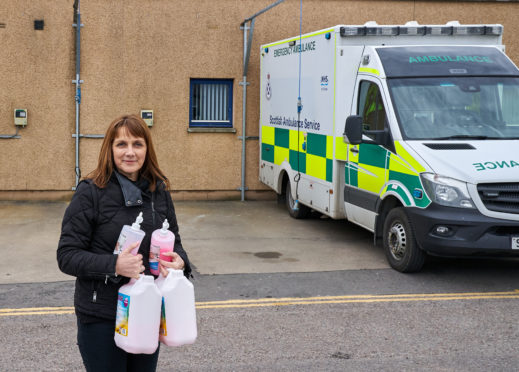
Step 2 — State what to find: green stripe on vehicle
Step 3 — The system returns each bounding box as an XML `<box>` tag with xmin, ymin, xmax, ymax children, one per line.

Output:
<box><xmin>307</xmin><ymin>133</ymin><xmax>327</xmax><ymax>158</ymax></box>
<box><xmin>388</xmin><ymin>170</ymin><xmax>431</xmax><ymax>208</ymax></box>
<box><xmin>275</xmin><ymin>127</ymin><xmax>290</xmax><ymax>148</ymax></box>
<box><xmin>289</xmin><ymin>149</ymin><xmax>306</xmax><ymax>173</ymax></box>
<box><xmin>359</xmin><ymin>144</ymin><xmax>388</xmax><ymax>169</ymax></box>
<box><xmin>326</xmin><ymin>159</ymin><xmax>333</xmax><ymax>183</ymax></box>
<box><xmin>262</xmin><ymin>143</ymin><xmax>274</xmax><ymax>163</ymax></box>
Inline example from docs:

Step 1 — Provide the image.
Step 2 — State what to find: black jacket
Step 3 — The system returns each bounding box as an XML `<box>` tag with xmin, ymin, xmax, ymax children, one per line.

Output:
<box><xmin>57</xmin><ymin>172</ymin><xmax>191</xmax><ymax>321</ymax></box>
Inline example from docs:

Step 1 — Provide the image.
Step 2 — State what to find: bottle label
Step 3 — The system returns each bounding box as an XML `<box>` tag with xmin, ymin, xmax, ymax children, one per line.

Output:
<box><xmin>114</xmin><ymin>232</ymin><xmax>127</xmax><ymax>255</ymax></box>
<box><xmin>150</xmin><ymin>244</ymin><xmax>160</xmax><ymax>273</ymax></box>
<box><xmin>115</xmin><ymin>293</ymin><xmax>130</xmax><ymax>337</ymax></box>
<box><xmin>159</xmin><ymin>297</ymin><xmax>167</xmax><ymax>336</ymax></box>
<box><xmin>150</xmin><ymin>261</ymin><xmax>159</xmax><ymax>272</ymax></box>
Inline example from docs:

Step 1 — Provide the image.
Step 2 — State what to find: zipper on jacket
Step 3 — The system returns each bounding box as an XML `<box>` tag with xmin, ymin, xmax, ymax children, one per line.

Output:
<box><xmin>151</xmin><ymin>193</ymin><xmax>156</xmax><ymax>227</ymax></box>
<box><xmin>91</xmin><ymin>281</ymin><xmax>99</xmax><ymax>303</ymax></box>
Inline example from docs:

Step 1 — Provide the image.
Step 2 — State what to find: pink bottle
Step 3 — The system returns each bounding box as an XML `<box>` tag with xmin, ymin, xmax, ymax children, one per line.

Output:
<box><xmin>149</xmin><ymin>219</ymin><xmax>175</xmax><ymax>276</ymax></box>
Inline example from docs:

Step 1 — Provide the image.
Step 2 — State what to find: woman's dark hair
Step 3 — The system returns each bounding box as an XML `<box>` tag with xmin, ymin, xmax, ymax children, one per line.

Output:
<box><xmin>87</xmin><ymin>114</ymin><xmax>169</xmax><ymax>191</ymax></box>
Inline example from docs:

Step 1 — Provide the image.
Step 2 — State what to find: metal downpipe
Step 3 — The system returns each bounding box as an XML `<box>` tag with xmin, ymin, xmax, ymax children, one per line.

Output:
<box><xmin>240</xmin><ymin>73</ymin><xmax>247</xmax><ymax>202</ymax></box>
<box><xmin>73</xmin><ymin>0</ymin><xmax>83</xmax><ymax>189</ymax></box>
<box><xmin>239</xmin><ymin>20</ymin><xmax>250</xmax><ymax>202</ymax></box>
<box><xmin>239</xmin><ymin>0</ymin><xmax>285</xmax><ymax>201</ymax></box>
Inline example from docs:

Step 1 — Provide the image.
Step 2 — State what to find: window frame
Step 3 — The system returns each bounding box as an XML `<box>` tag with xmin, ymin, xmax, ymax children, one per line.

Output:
<box><xmin>357</xmin><ymin>80</ymin><xmax>388</xmax><ymax>134</ymax></box>
<box><xmin>189</xmin><ymin>78</ymin><xmax>233</xmax><ymax>128</ymax></box>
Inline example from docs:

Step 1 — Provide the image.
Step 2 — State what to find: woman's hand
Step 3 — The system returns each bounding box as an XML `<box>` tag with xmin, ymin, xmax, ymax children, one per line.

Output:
<box><xmin>115</xmin><ymin>242</ymin><xmax>145</xmax><ymax>279</ymax></box>
<box><xmin>159</xmin><ymin>251</ymin><xmax>185</xmax><ymax>277</ymax></box>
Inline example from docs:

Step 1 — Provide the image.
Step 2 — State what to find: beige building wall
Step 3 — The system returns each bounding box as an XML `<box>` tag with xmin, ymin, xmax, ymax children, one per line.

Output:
<box><xmin>0</xmin><ymin>0</ymin><xmax>518</xmax><ymax>200</ymax></box>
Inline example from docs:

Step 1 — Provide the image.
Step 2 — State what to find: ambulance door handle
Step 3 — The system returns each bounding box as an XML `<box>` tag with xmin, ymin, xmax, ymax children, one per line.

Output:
<box><xmin>350</xmin><ymin>147</ymin><xmax>359</xmax><ymax>154</ymax></box>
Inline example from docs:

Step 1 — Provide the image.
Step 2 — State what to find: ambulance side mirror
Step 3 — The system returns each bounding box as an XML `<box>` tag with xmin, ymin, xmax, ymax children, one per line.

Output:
<box><xmin>343</xmin><ymin>115</ymin><xmax>363</xmax><ymax>145</ymax></box>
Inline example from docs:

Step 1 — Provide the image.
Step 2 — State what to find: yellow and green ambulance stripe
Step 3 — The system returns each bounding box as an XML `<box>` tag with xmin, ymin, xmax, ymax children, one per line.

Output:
<box><xmin>261</xmin><ymin>126</ymin><xmax>333</xmax><ymax>183</ymax></box>
<box><xmin>345</xmin><ymin>142</ymin><xmax>431</xmax><ymax>208</ymax></box>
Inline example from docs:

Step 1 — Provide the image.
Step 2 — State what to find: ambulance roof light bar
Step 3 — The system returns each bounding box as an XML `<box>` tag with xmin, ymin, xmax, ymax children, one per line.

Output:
<box><xmin>339</xmin><ymin>21</ymin><xmax>503</xmax><ymax>37</ymax></box>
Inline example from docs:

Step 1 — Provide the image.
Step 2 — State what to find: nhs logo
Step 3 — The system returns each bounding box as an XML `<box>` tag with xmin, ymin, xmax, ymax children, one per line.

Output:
<box><xmin>320</xmin><ymin>75</ymin><xmax>329</xmax><ymax>91</ymax></box>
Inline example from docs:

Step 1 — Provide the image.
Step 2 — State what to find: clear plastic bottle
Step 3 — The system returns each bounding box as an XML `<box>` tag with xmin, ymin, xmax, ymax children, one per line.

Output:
<box><xmin>155</xmin><ymin>269</ymin><xmax>197</xmax><ymax>347</ymax></box>
<box><xmin>114</xmin><ymin>212</ymin><xmax>145</xmax><ymax>256</ymax></box>
<box><xmin>149</xmin><ymin>219</ymin><xmax>175</xmax><ymax>276</ymax></box>
<box><xmin>114</xmin><ymin>274</ymin><xmax>162</xmax><ymax>354</ymax></box>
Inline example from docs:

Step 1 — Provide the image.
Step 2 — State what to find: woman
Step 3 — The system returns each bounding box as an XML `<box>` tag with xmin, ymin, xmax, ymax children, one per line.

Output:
<box><xmin>57</xmin><ymin>114</ymin><xmax>191</xmax><ymax>371</ymax></box>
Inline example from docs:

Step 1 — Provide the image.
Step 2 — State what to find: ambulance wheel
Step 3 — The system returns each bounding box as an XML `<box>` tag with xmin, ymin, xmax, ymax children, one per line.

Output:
<box><xmin>383</xmin><ymin>208</ymin><xmax>425</xmax><ymax>273</ymax></box>
<box><xmin>286</xmin><ymin>181</ymin><xmax>310</xmax><ymax>219</ymax></box>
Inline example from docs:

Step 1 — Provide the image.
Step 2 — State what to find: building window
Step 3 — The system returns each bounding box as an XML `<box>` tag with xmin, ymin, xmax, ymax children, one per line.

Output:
<box><xmin>189</xmin><ymin>79</ymin><xmax>233</xmax><ymax>128</ymax></box>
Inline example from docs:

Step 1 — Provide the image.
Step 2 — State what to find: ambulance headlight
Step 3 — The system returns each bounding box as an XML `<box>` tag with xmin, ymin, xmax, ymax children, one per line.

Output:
<box><xmin>420</xmin><ymin>173</ymin><xmax>475</xmax><ymax>208</ymax></box>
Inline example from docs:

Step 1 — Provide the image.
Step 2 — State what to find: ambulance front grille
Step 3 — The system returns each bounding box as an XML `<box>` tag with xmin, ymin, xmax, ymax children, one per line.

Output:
<box><xmin>477</xmin><ymin>183</ymin><xmax>519</xmax><ymax>214</ymax></box>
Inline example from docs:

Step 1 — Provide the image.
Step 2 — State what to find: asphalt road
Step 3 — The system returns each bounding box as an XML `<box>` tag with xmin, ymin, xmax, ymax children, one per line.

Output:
<box><xmin>2</xmin><ymin>259</ymin><xmax>519</xmax><ymax>371</ymax></box>
<box><xmin>1</xmin><ymin>200</ymin><xmax>519</xmax><ymax>371</ymax></box>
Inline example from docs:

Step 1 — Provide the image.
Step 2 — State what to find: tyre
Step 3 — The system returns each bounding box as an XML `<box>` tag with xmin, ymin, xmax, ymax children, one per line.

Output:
<box><xmin>383</xmin><ymin>208</ymin><xmax>426</xmax><ymax>272</ymax></box>
<box><xmin>285</xmin><ymin>181</ymin><xmax>310</xmax><ymax>219</ymax></box>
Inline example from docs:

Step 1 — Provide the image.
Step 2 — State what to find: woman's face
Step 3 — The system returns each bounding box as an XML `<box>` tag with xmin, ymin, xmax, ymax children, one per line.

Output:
<box><xmin>112</xmin><ymin>128</ymin><xmax>147</xmax><ymax>181</ymax></box>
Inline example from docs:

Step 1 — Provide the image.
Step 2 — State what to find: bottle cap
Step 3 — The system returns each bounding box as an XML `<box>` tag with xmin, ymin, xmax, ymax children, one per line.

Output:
<box><xmin>160</xmin><ymin>219</ymin><xmax>170</xmax><ymax>236</ymax></box>
<box><xmin>131</xmin><ymin>212</ymin><xmax>143</xmax><ymax>231</ymax></box>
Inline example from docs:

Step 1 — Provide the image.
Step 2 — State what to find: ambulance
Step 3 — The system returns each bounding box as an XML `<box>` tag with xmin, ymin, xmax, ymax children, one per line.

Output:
<box><xmin>259</xmin><ymin>21</ymin><xmax>519</xmax><ymax>272</ymax></box>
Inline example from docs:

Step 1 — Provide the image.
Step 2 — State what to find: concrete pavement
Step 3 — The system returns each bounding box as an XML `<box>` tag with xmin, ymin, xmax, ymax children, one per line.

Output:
<box><xmin>0</xmin><ymin>200</ymin><xmax>388</xmax><ymax>285</ymax></box>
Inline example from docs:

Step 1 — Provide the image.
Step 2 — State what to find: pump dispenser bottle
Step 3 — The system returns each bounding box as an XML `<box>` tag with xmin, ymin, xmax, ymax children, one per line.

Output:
<box><xmin>114</xmin><ymin>212</ymin><xmax>145</xmax><ymax>256</ymax></box>
<box><xmin>149</xmin><ymin>219</ymin><xmax>175</xmax><ymax>276</ymax></box>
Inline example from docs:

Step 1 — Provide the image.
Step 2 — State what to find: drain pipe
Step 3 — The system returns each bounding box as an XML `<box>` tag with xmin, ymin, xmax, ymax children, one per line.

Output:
<box><xmin>239</xmin><ymin>0</ymin><xmax>285</xmax><ymax>201</ymax></box>
<box><xmin>72</xmin><ymin>0</ymin><xmax>83</xmax><ymax>189</ymax></box>
<box><xmin>71</xmin><ymin>0</ymin><xmax>104</xmax><ymax>190</ymax></box>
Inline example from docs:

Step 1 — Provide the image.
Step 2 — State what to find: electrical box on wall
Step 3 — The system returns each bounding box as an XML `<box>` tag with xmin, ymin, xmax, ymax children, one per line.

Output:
<box><xmin>141</xmin><ymin>110</ymin><xmax>153</xmax><ymax>127</ymax></box>
<box><xmin>14</xmin><ymin>109</ymin><xmax>27</xmax><ymax>127</ymax></box>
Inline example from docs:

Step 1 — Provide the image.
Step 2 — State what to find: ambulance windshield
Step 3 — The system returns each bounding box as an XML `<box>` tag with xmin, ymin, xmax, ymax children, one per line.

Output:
<box><xmin>388</xmin><ymin>77</ymin><xmax>519</xmax><ymax>140</ymax></box>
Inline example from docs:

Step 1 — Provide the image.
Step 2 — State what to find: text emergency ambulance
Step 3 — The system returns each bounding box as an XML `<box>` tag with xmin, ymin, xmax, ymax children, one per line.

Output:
<box><xmin>259</xmin><ymin>21</ymin><xmax>519</xmax><ymax>272</ymax></box>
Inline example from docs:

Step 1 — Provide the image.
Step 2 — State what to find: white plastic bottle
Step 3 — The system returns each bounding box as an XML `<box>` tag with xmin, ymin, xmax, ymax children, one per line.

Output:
<box><xmin>114</xmin><ymin>212</ymin><xmax>145</xmax><ymax>256</ymax></box>
<box><xmin>155</xmin><ymin>269</ymin><xmax>197</xmax><ymax>347</ymax></box>
<box><xmin>114</xmin><ymin>274</ymin><xmax>162</xmax><ymax>354</ymax></box>
<box><xmin>149</xmin><ymin>219</ymin><xmax>175</xmax><ymax>276</ymax></box>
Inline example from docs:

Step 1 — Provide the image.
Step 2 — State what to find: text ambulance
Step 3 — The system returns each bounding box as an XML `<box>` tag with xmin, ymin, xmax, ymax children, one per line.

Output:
<box><xmin>259</xmin><ymin>21</ymin><xmax>519</xmax><ymax>272</ymax></box>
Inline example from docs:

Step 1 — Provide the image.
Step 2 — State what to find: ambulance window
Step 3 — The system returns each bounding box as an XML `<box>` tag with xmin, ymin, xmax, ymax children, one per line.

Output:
<box><xmin>358</xmin><ymin>81</ymin><xmax>388</xmax><ymax>135</ymax></box>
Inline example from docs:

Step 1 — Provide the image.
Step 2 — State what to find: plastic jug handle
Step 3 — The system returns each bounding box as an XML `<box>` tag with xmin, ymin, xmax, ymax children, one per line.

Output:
<box><xmin>166</xmin><ymin>268</ymin><xmax>183</xmax><ymax>278</ymax></box>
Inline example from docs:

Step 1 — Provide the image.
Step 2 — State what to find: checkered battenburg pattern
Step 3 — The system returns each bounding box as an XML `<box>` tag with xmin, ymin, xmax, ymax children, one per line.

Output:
<box><xmin>261</xmin><ymin>126</ymin><xmax>334</xmax><ymax>182</ymax></box>
<box><xmin>262</xmin><ymin>126</ymin><xmax>430</xmax><ymax>208</ymax></box>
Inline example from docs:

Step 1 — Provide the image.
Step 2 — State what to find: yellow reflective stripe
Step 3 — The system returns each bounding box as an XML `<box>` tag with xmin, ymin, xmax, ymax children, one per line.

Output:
<box><xmin>274</xmin><ymin>146</ymin><xmax>289</xmax><ymax>166</ymax></box>
<box><xmin>358</xmin><ymin>67</ymin><xmax>380</xmax><ymax>75</ymax></box>
<box><xmin>336</xmin><ymin>137</ymin><xmax>347</xmax><ymax>161</ymax></box>
<box><xmin>326</xmin><ymin>136</ymin><xmax>334</xmax><ymax>159</ymax></box>
<box><xmin>289</xmin><ymin>130</ymin><xmax>306</xmax><ymax>152</ymax></box>
<box><xmin>389</xmin><ymin>153</ymin><xmax>417</xmax><ymax>176</ymax></box>
<box><xmin>263</xmin><ymin>28</ymin><xmax>335</xmax><ymax>48</ymax></box>
<box><xmin>262</xmin><ymin>126</ymin><xmax>275</xmax><ymax>145</ymax></box>
<box><xmin>394</xmin><ymin>141</ymin><xmax>426</xmax><ymax>173</ymax></box>
<box><xmin>357</xmin><ymin>164</ymin><xmax>386</xmax><ymax>194</ymax></box>
<box><xmin>306</xmin><ymin>154</ymin><xmax>327</xmax><ymax>180</ymax></box>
